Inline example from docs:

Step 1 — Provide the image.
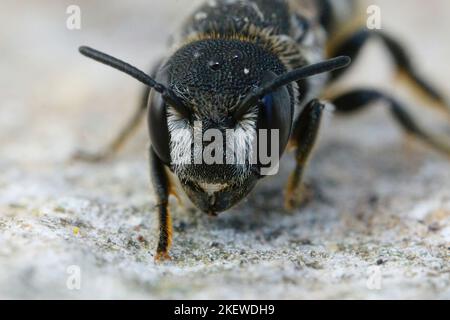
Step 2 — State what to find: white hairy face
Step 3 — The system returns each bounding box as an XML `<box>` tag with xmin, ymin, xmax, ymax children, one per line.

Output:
<box><xmin>166</xmin><ymin>106</ymin><xmax>258</xmax><ymax>185</ymax></box>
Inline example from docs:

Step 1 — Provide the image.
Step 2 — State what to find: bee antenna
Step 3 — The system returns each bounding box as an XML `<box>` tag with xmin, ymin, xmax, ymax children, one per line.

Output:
<box><xmin>79</xmin><ymin>46</ymin><xmax>189</xmax><ymax>117</ymax></box>
<box><xmin>234</xmin><ymin>56</ymin><xmax>351</xmax><ymax>120</ymax></box>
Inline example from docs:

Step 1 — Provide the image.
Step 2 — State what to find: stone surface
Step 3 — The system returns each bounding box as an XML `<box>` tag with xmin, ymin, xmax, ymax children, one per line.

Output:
<box><xmin>0</xmin><ymin>0</ymin><xmax>449</xmax><ymax>299</ymax></box>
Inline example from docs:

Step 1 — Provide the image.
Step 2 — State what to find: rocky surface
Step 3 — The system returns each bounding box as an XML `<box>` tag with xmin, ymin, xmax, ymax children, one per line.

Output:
<box><xmin>0</xmin><ymin>0</ymin><xmax>449</xmax><ymax>299</ymax></box>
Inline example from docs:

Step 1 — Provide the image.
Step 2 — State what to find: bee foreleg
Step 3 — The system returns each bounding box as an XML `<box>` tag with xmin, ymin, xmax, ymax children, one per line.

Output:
<box><xmin>285</xmin><ymin>99</ymin><xmax>324</xmax><ymax>211</ymax></box>
<box><xmin>150</xmin><ymin>147</ymin><xmax>173</xmax><ymax>262</ymax></box>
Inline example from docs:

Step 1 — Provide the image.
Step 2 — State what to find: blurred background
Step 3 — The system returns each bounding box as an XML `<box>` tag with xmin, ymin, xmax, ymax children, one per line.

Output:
<box><xmin>0</xmin><ymin>0</ymin><xmax>449</xmax><ymax>299</ymax></box>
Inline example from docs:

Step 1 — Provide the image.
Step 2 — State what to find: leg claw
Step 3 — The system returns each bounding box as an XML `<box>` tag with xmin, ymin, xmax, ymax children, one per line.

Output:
<box><xmin>155</xmin><ymin>251</ymin><xmax>172</xmax><ymax>263</ymax></box>
<box><xmin>284</xmin><ymin>184</ymin><xmax>314</xmax><ymax>212</ymax></box>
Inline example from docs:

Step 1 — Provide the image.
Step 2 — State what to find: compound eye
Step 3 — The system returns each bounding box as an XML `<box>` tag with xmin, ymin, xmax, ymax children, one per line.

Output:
<box><xmin>148</xmin><ymin>89</ymin><xmax>171</xmax><ymax>165</ymax></box>
<box><xmin>257</xmin><ymin>73</ymin><xmax>293</xmax><ymax>157</ymax></box>
<box><xmin>262</xmin><ymin>94</ymin><xmax>275</xmax><ymax>121</ymax></box>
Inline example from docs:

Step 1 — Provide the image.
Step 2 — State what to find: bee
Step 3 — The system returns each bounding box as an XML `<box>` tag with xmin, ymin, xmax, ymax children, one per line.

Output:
<box><xmin>77</xmin><ymin>0</ymin><xmax>450</xmax><ymax>261</ymax></box>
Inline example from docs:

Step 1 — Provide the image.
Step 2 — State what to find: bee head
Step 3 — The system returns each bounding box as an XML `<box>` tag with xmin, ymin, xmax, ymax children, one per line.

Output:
<box><xmin>150</xmin><ymin>39</ymin><xmax>294</xmax><ymax>213</ymax></box>
<box><xmin>78</xmin><ymin>45</ymin><xmax>350</xmax><ymax>214</ymax></box>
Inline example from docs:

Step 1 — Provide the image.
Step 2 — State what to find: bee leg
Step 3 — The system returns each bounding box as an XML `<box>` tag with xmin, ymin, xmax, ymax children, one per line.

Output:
<box><xmin>285</xmin><ymin>99</ymin><xmax>324</xmax><ymax>211</ymax></box>
<box><xmin>73</xmin><ymin>86</ymin><xmax>150</xmax><ymax>162</ymax></box>
<box><xmin>150</xmin><ymin>147</ymin><xmax>173</xmax><ymax>262</ymax></box>
<box><xmin>328</xmin><ymin>29</ymin><xmax>450</xmax><ymax>116</ymax></box>
<box><xmin>329</xmin><ymin>88</ymin><xmax>450</xmax><ymax>157</ymax></box>
<box><xmin>73</xmin><ymin>60</ymin><xmax>162</xmax><ymax>163</ymax></box>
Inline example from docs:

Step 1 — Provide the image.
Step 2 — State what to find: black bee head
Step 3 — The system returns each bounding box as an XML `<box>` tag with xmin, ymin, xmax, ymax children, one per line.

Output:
<box><xmin>149</xmin><ymin>39</ymin><xmax>295</xmax><ymax>213</ymax></box>
<box><xmin>78</xmin><ymin>45</ymin><xmax>350</xmax><ymax>215</ymax></box>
